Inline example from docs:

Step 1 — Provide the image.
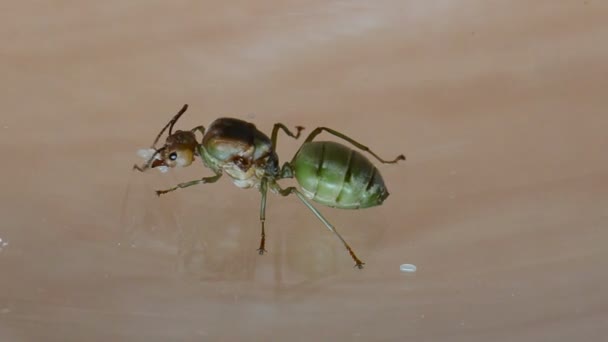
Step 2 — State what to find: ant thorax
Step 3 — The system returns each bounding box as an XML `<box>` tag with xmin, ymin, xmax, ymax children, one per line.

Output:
<box><xmin>223</xmin><ymin>161</ymin><xmax>267</xmax><ymax>189</ymax></box>
<box><xmin>199</xmin><ymin>118</ymin><xmax>274</xmax><ymax>189</ymax></box>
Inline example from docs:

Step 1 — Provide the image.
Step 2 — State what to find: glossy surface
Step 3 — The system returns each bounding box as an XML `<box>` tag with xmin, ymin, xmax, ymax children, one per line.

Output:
<box><xmin>1</xmin><ymin>1</ymin><xmax>607</xmax><ymax>341</ymax></box>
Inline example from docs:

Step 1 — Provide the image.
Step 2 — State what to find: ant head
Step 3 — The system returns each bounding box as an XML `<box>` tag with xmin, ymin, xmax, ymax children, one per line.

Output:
<box><xmin>135</xmin><ymin>104</ymin><xmax>200</xmax><ymax>172</ymax></box>
<box><xmin>156</xmin><ymin>130</ymin><xmax>197</xmax><ymax>168</ymax></box>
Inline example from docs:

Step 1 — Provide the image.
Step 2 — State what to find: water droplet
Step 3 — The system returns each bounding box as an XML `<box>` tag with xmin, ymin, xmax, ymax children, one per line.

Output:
<box><xmin>0</xmin><ymin>237</ymin><xmax>8</xmax><ymax>250</ymax></box>
<box><xmin>400</xmin><ymin>264</ymin><xmax>417</xmax><ymax>273</ymax></box>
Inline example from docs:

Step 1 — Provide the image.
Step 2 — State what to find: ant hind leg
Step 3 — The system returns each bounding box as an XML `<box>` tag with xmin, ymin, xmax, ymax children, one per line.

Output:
<box><xmin>303</xmin><ymin>127</ymin><xmax>405</xmax><ymax>164</ymax></box>
<box><xmin>275</xmin><ymin>185</ymin><xmax>365</xmax><ymax>269</ymax></box>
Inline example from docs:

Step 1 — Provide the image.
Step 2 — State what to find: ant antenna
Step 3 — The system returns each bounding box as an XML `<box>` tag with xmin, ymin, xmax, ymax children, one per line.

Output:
<box><xmin>150</xmin><ymin>104</ymin><xmax>189</xmax><ymax>148</ymax></box>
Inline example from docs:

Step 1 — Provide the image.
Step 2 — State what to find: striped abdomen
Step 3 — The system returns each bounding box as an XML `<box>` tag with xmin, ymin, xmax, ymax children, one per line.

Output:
<box><xmin>292</xmin><ymin>141</ymin><xmax>389</xmax><ymax>209</ymax></box>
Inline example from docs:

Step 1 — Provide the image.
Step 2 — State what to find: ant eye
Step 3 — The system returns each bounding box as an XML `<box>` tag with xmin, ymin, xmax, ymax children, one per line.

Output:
<box><xmin>169</xmin><ymin>152</ymin><xmax>178</xmax><ymax>161</ymax></box>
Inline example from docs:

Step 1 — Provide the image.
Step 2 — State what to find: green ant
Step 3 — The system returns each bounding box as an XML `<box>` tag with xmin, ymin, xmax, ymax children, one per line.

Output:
<box><xmin>134</xmin><ymin>104</ymin><xmax>405</xmax><ymax>268</ymax></box>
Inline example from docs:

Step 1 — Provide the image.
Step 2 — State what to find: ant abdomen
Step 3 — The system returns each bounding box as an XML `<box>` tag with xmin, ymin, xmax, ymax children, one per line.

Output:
<box><xmin>292</xmin><ymin>141</ymin><xmax>389</xmax><ymax>209</ymax></box>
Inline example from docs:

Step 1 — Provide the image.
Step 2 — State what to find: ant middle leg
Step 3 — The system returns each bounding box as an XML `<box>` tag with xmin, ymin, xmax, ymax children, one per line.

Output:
<box><xmin>303</xmin><ymin>127</ymin><xmax>405</xmax><ymax>164</ymax></box>
<box><xmin>257</xmin><ymin>178</ymin><xmax>268</xmax><ymax>255</ymax></box>
<box><xmin>270</xmin><ymin>123</ymin><xmax>305</xmax><ymax>151</ymax></box>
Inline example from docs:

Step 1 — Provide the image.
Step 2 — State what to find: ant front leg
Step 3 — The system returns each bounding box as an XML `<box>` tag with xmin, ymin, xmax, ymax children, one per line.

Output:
<box><xmin>155</xmin><ymin>171</ymin><xmax>222</xmax><ymax>196</ymax></box>
<box><xmin>190</xmin><ymin>125</ymin><xmax>206</xmax><ymax>138</ymax></box>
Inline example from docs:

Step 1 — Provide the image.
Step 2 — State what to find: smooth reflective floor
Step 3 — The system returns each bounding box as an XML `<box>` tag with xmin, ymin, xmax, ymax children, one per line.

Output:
<box><xmin>1</xmin><ymin>1</ymin><xmax>607</xmax><ymax>341</ymax></box>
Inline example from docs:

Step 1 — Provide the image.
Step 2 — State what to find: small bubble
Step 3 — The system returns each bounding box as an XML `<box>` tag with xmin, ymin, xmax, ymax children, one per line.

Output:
<box><xmin>0</xmin><ymin>237</ymin><xmax>8</xmax><ymax>250</ymax></box>
<box><xmin>400</xmin><ymin>264</ymin><xmax>417</xmax><ymax>273</ymax></box>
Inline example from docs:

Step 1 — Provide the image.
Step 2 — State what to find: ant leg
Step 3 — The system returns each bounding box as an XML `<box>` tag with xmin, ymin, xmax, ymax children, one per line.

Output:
<box><xmin>271</xmin><ymin>123</ymin><xmax>305</xmax><ymax>151</ymax></box>
<box><xmin>275</xmin><ymin>185</ymin><xmax>365</xmax><ymax>269</ymax></box>
<box><xmin>155</xmin><ymin>172</ymin><xmax>222</xmax><ymax>196</ymax></box>
<box><xmin>257</xmin><ymin>178</ymin><xmax>268</xmax><ymax>255</ymax></box>
<box><xmin>190</xmin><ymin>125</ymin><xmax>205</xmax><ymax>137</ymax></box>
<box><xmin>303</xmin><ymin>127</ymin><xmax>405</xmax><ymax>164</ymax></box>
